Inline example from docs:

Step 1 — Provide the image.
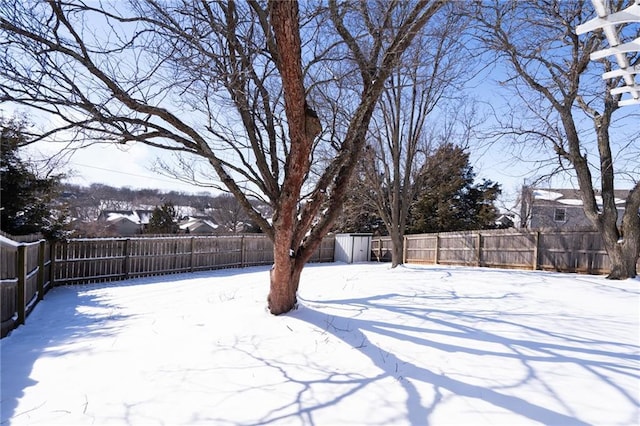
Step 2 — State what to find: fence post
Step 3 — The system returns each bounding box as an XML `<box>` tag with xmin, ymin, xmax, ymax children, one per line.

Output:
<box><xmin>49</xmin><ymin>242</ymin><xmax>56</xmax><ymax>287</ymax></box>
<box><xmin>476</xmin><ymin>233</ymin><xmax>482</xmax><ymax>267</ymax></box>
<box><xmin>434</xmin><ymin>234</ymin><xmax>440</xmax><ymax>264</ymax></box>
<box><xmin>190</xmin><ymin>236</ymin><xmax>195</xmax><ymax>273</ymax></box>
<box><xmin>123</xmin><ymin>238</ymin><xmax>130</xmax><ymax>279</ymax></box>
<box><xmin>60</xmin><ymin>241</ymin><xmax>68</xmax><ymax>285</ymax></box>
<box><xmin>37</xmin><ymin>240</ymin><xmax>45</xmax><ymax>301</ymax></box>
<box><xmin>16</xmin><ymin>244</ymin><xmax>27</xmax><ymax>326</ymax></box>
<box><xmin>402</xmin><ymin>236</ymin><xmax>408</xmax><ymax>263</ymax></box>
<box><xmin>533</xmin><ymin>231</ymin><xmax>541</xmax><ymax>270</ymax></box>
<box><xmin>240</xmin><ymin>235</ymin><xmax>245</xmax><ymax>267</ymax></box>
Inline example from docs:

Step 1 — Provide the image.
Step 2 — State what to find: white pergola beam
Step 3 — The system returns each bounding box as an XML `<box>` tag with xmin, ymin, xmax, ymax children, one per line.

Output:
<box><xmin>619</xmin><ymin>98</ymin><xmax>640</xmax><ymax>106</ymax></box>
<box><xmin>603</xmin><ymin>64</ymin><xmax>640</xmax><ymax>79</ymax></box>
<box><xmin>591</xmin><ymin>37</ymin><xmax>640</xmax><ymax>60</ymax></box>
<box><xmin>576</xmin><ymin>0</ymin><xmax>640</xmax><ymax>106</ymax></box>
<box><xmin>611</xmin><ymin>85</ymin><xmax>640</xmax><ymax>95</ymax></box>
<box><xmin>576</xmin><ymin>3</ymin><xmax>640</xmax><ymax>33</ymax></box>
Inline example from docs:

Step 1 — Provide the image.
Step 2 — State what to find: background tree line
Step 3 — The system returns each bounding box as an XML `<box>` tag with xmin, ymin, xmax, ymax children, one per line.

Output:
<box><xmin>1</xmin><ymin>117</ymin><xmax>271</xmax><ymax>238</ymax></box>
<box><xmin>2</xmin><ymin>114</ymin><xmax>502</xmax><ymax>241</ymax></box>
<box><xmin>335</xmin><ymin>143</ymin><xmax>502</xmax><ymax>233</ymax></box>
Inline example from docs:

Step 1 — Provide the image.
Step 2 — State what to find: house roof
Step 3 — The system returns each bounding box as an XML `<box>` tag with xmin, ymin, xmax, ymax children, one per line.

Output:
<box><xmin>99</xmin><ymin>210</ymin><xmax>155</xmax><ymax>225</ymax></box>
<box><xmin>531</xmin><ymin>188</ymin><xmax>628</xmax><ymax>207</ymax></box>
<box><xmin>179</xmin><ymin>217</ymin><xmax>218</xmax><ymax>232</ymax></box>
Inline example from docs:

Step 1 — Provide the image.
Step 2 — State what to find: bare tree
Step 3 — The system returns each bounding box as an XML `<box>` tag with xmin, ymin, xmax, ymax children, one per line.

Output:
<box><xmin>359</xmin><ymin>12</ymin><xmax>470</xmax><ymax>267</ymax></box>
<box><xmin>210</xmin><ymin>194</ymin><xmax>252</xmax><ymax>233</ymax></box>
<box><xmin>1</xmin><ymin>0</ymin><xmax>447</xmax><ymax>313</ymax></box>
<box><xmin>471</xmin><ymin>0</ymin><xmax>640</xmax><ymax>279</ymax></box>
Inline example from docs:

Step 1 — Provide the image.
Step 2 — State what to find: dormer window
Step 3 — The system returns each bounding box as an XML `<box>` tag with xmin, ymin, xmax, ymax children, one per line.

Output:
<box><xmin>554</xmin><ymin>208</ymin><xmax>566</xmax><ymax>222</ymax></box>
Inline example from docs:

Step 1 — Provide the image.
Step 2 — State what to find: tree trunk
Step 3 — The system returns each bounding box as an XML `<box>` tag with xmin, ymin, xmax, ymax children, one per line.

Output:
<box><xmin>265</xmin><ymin>0</ymin><xmax>316</xmax><ymax>315</ymax></box>
<box><xmin>268</xmin><ymin>259</ymin><xmax>302</xmax><ymax>315</ymax></box>
<box><xmin>559</xmin><ymin>110</ymin><xmax>639</xmax><ymax>281</ymax></box>
<box><xmin>598</xmin><ymin>217</ymin><xmax>639</xmax><ymax>280</ymax></box>
<box><xmin>390</xmin><ymin>232</ymin><xmax>404</xmax><ymax>268</ymax></box>
<box><xmin>606</xmin><ymin>241</ymin><xmax>638</xmax><ymax>279</ymax></box>
<box><xmin>605</xmin><ymin>190</ymin><xmax>640</xmax><ymax>279</ymax></box>
<box><xmin>268</xmin><ymin>225</ymin><xmax>308</xmax><ymax>314</ymax></box>
<box><xmin>264</xmin><ymin>0</ymin><xmax>445</xmax><ymax>314</ymax></box>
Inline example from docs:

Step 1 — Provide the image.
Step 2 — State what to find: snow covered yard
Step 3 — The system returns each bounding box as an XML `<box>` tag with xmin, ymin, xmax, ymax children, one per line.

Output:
<box><xmin>1</xmin><ymin>262</ymin><xmax>638</xmax><ymax>425</ymax></box>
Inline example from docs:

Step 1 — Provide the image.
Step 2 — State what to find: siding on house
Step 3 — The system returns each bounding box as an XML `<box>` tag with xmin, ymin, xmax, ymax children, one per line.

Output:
<box><xmin>522</xmin><ymin>188</ymin><xmax>628</xmax><ymax>229</ymax></box>
<box><xmin>97</xmin><ymin>210</ymin><xmax>156</xmax><ymax>236</ymax></box>
<box><xmin>106</xmin><ymin>217</ymin><xmax>142</xmax><ymax>235</ymax></box>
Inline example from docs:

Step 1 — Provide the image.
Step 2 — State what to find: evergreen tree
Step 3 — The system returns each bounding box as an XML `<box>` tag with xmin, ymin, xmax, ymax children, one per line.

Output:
<box><xmin>146</xmin><ymin>202</ymin><xmax>178</xmax><ymax>234</ymax></box>
<box><xmin>0</xmin><ymin>116</ymin><xmax>65</xmax><ymax>238</ymax></box>
<box><xmin>409</xmin><ymin>143</ymin><xmax>501</xmax><ymax>233</ymax></box>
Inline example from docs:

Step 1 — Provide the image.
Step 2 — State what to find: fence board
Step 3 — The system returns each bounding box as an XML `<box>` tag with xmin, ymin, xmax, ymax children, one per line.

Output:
<box><xmin>310</xmin><ymin>235</ymin><xmax>336</xmax><ymax>263</ymax></box>
<box><xmin>52</xmin><ymin>234</ymin><xmax>335</xmax><ymax>285</ymax></box>
<box><xmin>371</xmin><ymin>237</ymin><xmax>393</xmax><ymax>262</ymax></box>
<box><xmin>537</xmin><ymin>231</ymin><xmax>611</xmax><ymax>274</ymax></box>
<box><xmin>2</xmin><ymin>233</ymin><xmax>334</xmax><ymax>338</ymax></box>
<box><xmin>1</xmin><ymin>238</ymin><xmax>49</xmax><ymax>337</ymax></box>
<box><xmin>438</xmin><ymin>232</ymin><xmax>477</xmax><ymax>265</ymax></box>
<box><xmin>404</xmin><ymin>235</ymin><xmax>438</xmax><ymax>264</ymax></box>
<box><xmin>480</xmin><ymin>231</ymin><xmax>537</xmax><ymax>269</ymax></box>
<box><xmin>376</xmin><ymin>229</ymin><xmax>639</xmax><ymax>275</ymax></box>
<box><xmin>0</xmin><ymin>279</ymin><xmax>17</xmax><ymax>333</ymax></box>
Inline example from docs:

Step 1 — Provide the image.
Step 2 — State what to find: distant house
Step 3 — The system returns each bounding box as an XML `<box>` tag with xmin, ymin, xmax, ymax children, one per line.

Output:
<box><xmin>495</xmin><ymin>213</ymin><xmax>515</xmax><ymax>229</ymax></box>
<box><xmin>179</xmin><ymin>216</ymin><xmax>219</xmax><ymax>234</ymax></box>
<box><xmin>520</xmin><ymin>187</ymin><xmax>628</xmax><ymax>229</ymax></box>
<box><xmin>97</xmin><ymin>209</ymin><xmax>155</xmax><ymax>235</ymax></box>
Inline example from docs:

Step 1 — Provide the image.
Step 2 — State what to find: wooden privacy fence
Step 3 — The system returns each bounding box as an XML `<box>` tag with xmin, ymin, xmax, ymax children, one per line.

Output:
<box><xmin>1</xmin><ymin>236</ymin><xmax>53</xmax><ymax>338</ymax></box>
<box><xmin>372</xmin><ymin>229</ymin><xmax>640</xmax><ymax>274</ymax></box>
<box><xmin>371</xmin><ymin>236</ymin><xmax>394</xmax><ymax>262</ymax></box>
<box><xmin>1</xmin><ymin>233</ymin><xmax>334</xmax><ymax>338</ymax></box>
<box><xmin>52</xmin><ymin>234</ymin><xmax>335</xmax><ymax>285</ymax></box>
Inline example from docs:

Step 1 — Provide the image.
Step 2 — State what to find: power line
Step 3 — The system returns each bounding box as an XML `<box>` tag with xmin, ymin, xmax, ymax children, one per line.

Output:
<box><xmin>71</xmin><ymin>162</ymin><xmax>191</xmax><ymax>186</ymax></box>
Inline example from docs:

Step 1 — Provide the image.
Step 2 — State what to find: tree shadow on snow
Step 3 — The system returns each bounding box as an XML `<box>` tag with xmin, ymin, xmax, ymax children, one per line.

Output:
<box><xmin>0</xmin><ymin>265</ymin><xmax>275</xmax><ymax>424</ymax></box>
<box><xmin>0</xmin><ymin>286</ymin><xmax>134</xmax><ymax>424</ymax></box>
<box><xmin>263</xmin><ymin>289</ymin><xmax>638</xmax><ymax>425</ymax></box>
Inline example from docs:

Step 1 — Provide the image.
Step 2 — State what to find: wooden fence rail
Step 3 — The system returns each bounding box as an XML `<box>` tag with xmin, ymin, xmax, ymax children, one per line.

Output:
<box><xmin>6</xmin><ymin>228</ymin><xmax>635</xmax><ymax>338</ymax></box>
<box><xmin>1</xmin><ymin>233</ymin><xmax>334</xmax><ymax>338</ymax></box>
<box><xmin>372</xmin><ymin>228</ymin><xmax>640</xmax><ymax>274</ymax></box>
<box><xmin>1</xmin><ymin>236</ymin><xmax>52</xmax><ymax>338</ymax></box>
<box><xmin>52</xmin><ymin>234</ymin><xmax>335</xmax><ymax>285</ymax></box>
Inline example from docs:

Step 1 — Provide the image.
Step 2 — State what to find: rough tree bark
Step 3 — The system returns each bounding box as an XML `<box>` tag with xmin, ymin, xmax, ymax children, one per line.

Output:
<box><xmin>267</xmin><ymin>1</ymin><xmax>322</xmax><ymax>314</ymax></box>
